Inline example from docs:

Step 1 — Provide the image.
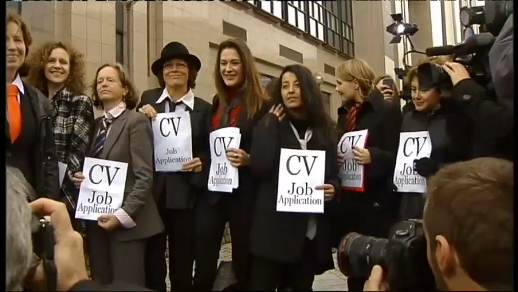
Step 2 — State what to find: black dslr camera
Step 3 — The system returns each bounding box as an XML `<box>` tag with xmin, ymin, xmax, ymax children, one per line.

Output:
<box><xmin>337</xmin><ymin>220</ymin><xmax>436</xmax><ymax>291</ymax></box>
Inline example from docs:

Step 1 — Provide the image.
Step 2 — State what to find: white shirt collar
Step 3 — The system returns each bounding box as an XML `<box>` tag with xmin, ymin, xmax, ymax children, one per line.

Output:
<box><xmin>156</xmin><ymin>88</ymin><xmax>195</xmax><ymax>110</ymax></box>
<box><xmin>104</xmin><ymin>101</ymin><xmax>127</xmax><ymax>120</ymax></box>
<box><xmin>11</xmin><ymin>74</ymin><xmax>25</xmax><ymax>95</ymax></box>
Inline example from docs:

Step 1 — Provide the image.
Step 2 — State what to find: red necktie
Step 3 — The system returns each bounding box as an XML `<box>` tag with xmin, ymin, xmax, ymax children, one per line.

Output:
<box><xmin>344</xmin><ymin>103</ymin><xmax>360</xmax><ymax>132</ymax></box>
<box><xmin>7</xmin><ymin>84</ymin><xmax>22</xmax><ymax>142</ymax></box>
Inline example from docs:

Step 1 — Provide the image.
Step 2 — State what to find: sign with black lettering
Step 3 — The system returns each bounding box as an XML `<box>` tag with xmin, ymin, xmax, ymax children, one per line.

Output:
<box><xmin>337</xmin><ymin>130</ymin><xmax>368</xmax><ymax>191</ymax></box>
<box><xmin>208</xmin><ymin>127</ymin><xmax>241</xmax><ymax>193</ymax></box>
<box><xmin>152</xmin><ymin>112</ymin><xmax>193</xmax><ymax>172</ymax></box>
<box><xmin>393</xmin><ymin>131</ymin><xmax>432</xmax><ymax>193</ymax></box>
<box><xmin>75</xmin><ymin>157</ymin><xmax>128</xmax><ymax>220</ymax></box>
<box><xmin>276</xmin><ymin>149</ymin><xmax>326</xmax><ymax>213</ymax></box>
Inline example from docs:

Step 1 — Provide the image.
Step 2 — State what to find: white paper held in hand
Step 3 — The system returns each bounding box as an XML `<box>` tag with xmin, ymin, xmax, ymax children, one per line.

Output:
<box><xmin>276</xmin><ymin>148</ymin><xmax>326</xmax><ymax>213</ymax></box>
<box><xmin>58</xmin><ymin>162</ymin><xmax>67</xmax><ymax>187</ymax></box>
<box><xmin>337</xmin><ymin>129</ymin><xmax>368</xmax><ymax>192</ymax></box>
<box><xmin>75</xmin><ymin>157</ymin><xmax>128</xmax><ymax>221</ymax></box>
<box><xmin>152</xmin><ymin>112</ymin><xmax>193</xmax><ymax>172</ymax></box>
<box><xmin>393</xmin><ymin>131</ymin><xmax>432</xmax><ymax>193</ymax></box>
<box><xmin>207</xmin><ymin>127</ymin><xmax>241</xmax><ymax>193</ymax></box>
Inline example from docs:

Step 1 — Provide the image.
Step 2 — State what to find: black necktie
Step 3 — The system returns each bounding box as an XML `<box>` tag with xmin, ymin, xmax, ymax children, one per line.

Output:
<box><xmin>168</xmin><ymin>99</ymin><xmax>186</xmax><ymax>112</ymax></box>
<box><xmin>219</xmin><ymin>98</ymin><xmax>240</xmax><ymax>128</ymax></box>
<box><xmin>91</xmin><ymin>117</ymin><xmax>113</xmax><ymax>158</ymax></box>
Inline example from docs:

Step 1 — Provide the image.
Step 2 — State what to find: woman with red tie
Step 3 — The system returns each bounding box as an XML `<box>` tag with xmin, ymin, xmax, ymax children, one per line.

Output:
<box><xmin>331</xmin><ymin>59</ymin><xmax>402</xmax><ymax>292</ymax></box>
<box><xmin>6</xmin><ymin>11</ymin><xmax>60</xmax><ymax>201</ymax></box>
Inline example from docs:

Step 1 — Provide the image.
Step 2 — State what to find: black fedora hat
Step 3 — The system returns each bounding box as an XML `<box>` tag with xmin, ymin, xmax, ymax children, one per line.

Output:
<box><xmin>151</xmin><ymin>41</ymin><xmax>201</xmax><ymax>76</ymax></box>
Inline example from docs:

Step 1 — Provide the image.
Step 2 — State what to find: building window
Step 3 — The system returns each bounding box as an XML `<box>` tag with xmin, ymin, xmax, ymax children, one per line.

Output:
<box><xmin>116</xmin><ymin>2</ymin><xmax>125</xmax><ymax>65</ymax></box>
<box><xmin>287</xmin><ymin>1</ymin><xmax>306</xmax><ymax>32</ymax></box>
<box><xmin>6</xmin><ymin>1</ymin><xmax>22</xmax><ymax>14</ymax></box>
<box><xmin>308</xmin><ymin>1</ymin><xmax>325</xmax><ymax>41</ymax></box>
<box><xmin>258</xmin><ymin>0</ymin><xmax>283</xmax><ymax>19</ymax></box>
<box><xmin>321</xmin><ymin>92</ymin><xmax>331</xmax><ymax>115</ymax></box>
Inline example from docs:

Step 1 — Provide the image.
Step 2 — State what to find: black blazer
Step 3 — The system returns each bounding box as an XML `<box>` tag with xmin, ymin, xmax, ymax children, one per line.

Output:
<box><xmin>248</xmin><ymin>114</ymin><xmax>339</xmax><ymax>273</ymax></box>
<box><xmin>335</xmin><ymin>89</ymin><xmax>402</xmax><ymax>238</ymax></box>
<box><xmin>137</xmin><ymin>88</ymin><xmax>212</xmax><ymax>209</ymax></box>
<box><xmin>6</xmin><ymin>83</ymin><xmax>60</xmax><ymax>200</ymax></box>
<box><xmin>201</xmin><ymin>94</ymin><xmax>270</xmax><ymax>205</ymax></box>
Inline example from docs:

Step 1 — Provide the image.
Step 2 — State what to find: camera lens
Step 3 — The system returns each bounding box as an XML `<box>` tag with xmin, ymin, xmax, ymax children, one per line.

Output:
<box><xmin>337</xmin><ymin>232</ymin><xmax>389</xmax><ymax>278</ymax></box>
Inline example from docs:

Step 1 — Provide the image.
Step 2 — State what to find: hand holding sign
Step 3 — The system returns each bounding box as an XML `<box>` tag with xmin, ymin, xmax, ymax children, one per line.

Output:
<box><xmin>315</xmin><ymin>184</ymin><xmax>335</xmax><ymax>201</ymax></box>
<box><xmin>97</xmin><ymin>214</ymin><xmax>121</xmax><ymax>231</ymax></box>
<box><xmin>393</xmin><ymin>131</ymin><xmax>432</xmax><ymax>193</ymax></box>
<box><xmin>226</xmin><ymin>148</ymin><xmax>250</xmax><ymax>167</ymax></box>
<box><xmin>352</xmin><ymin>146</ymin><xmax>371</xmax><ymax>165</ymax></box>
<box><xmin>72</xmin><ymin>172</ymin><xmax>85</xmax><ymax>188</ymax></box>
<box><xmin>269</xmin><ymin>104</ymin><xmax>285</xmax><ymax>121</ymax></box>
<box><xmin>182</xmin><ymin>157</ymin><xmax>203</xmax><ymax>172</ymax></box>
<box><xmin>139</xmin><ymin>104</ymin><xmax>158</xmax><ymax>120</ymax></box>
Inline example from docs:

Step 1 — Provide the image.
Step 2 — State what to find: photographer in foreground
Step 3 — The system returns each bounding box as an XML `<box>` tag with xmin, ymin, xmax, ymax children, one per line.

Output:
<box><xmin>6</xmin><ymin>166</ymin><xmax>149</xmax><ymax>291</ymax></box>
<box><xmin>364</xmin><ymin>157</ymin><xmax>514</xmax><ymax>291</ymax></box>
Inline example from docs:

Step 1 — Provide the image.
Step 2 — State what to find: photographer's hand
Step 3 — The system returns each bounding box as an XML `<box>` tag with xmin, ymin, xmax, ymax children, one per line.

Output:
<box><xmin>29</xmin><ymin>199</ymin><xmax>89</xmax><ymax>291</ymax></box>
<box><xmin>364</xmin><ymin>265</ymin><xmax>389</xmax><ymax>291</ymax></box>
<box><xmin>442</xmin><ymin>62</ymin><xmax>470</xmax><ymax>86</ymax></box>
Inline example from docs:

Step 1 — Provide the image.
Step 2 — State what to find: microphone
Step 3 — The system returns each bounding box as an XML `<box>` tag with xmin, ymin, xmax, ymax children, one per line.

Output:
<box><xmin>425</xmin><ymin>45</ymin><xmax>456</xmax><ymax>56</ymax></box>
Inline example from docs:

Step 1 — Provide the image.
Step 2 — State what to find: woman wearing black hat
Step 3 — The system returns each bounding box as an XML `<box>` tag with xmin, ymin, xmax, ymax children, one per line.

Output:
<box><xmin>192</xmin><ymin>38</ymin><xmax>270</xmax><ymax>291</ymax></box>
<box><xmin>137</xmin><ymin>42</ymin><xmax>212</xmax><ymax>292</ymax></box>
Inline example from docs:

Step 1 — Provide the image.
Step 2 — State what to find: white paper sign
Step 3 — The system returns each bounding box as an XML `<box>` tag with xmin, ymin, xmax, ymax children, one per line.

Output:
<box><xmin>393</xmin><ymin>131</ymin><xmax>432</xmax><ymax>193</ymax></box>
<box><xmin>75</xmin><ymin>157</ymin><xmax>128</xmax><ymax>221</ymax></box>
<box><xmin>152</xmin><ymin>112</ymin><xmax>193</xmax><ymax>172</ymax></box>
<box><xmin>207</xmin><ymin>127</ymin><xmax>242</xmax><ymax>193</ymax></box>
<box><xmin>337</xmin><ymin>130</ymin><xmax>368</xmax><ymax>191</ymax></box>
<box><xmin>58</xmin><ymin>162</ymin><xmax>67</xmax><ymax>187</ymax></box>
<box><xmin>276</xmin><ymin>149</ymin><xmax>326</xmax><ymax>213</ymax></box>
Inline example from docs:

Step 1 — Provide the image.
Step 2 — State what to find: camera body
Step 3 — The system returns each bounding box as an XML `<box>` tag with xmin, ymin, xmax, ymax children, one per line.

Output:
<box><xmin>337</xmin><ymin>220</ymin><xmax>436</xmax><ymax>291</ymax></box>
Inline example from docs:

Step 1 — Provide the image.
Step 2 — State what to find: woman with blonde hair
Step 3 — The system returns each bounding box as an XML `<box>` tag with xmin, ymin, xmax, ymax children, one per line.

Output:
<box><xmin>26</xmin><ymin>41</ymin><xmax>95</xmax><ymax>218</ymax></box>
<box><xmin>331</xmin><ymin>58</ymin><xmax>402</xmax><ymax>291</ymax></box>
<box><xmin>72</xmin><ymin>63</ymin><xmax>163</xmax><ymax>286</ymax></box>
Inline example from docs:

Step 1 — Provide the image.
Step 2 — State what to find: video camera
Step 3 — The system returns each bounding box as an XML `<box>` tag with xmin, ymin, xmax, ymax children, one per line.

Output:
<box><xmin>337</xmin><ymin>220</ymin><xmax>436</xmax><ymax>291</ymax></box>
<box><xmin>418</xmin><ymin>1</ymin><xmax>512</xmax><ymax>92</ymax></box>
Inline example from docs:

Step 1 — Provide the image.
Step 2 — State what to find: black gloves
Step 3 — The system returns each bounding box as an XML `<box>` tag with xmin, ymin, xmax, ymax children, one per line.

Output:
<box><xmin>413</xmin><ymin>157</ymin><xmax>439</xmax><ymax>178</ymax></box>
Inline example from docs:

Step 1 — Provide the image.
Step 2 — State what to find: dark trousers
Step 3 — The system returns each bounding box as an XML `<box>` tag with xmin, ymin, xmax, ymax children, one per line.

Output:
<box><xmin>144</xmin><ymin>208</ymin><xmax>195</xmax><ymax>292</ymax></box>
<box><xmin>193</xmin><ymin>195</ymin><xmax>252</xmax><ymax>291</ymax></box>
<box><xmin>249</xmin><ymin>239</ymin><xmax>316</xmax><ymax>291</ymax></box>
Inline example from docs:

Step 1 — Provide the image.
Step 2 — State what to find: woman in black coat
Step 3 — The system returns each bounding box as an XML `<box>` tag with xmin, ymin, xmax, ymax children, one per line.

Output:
<box><xmin>332</xmin><ymin>59</ymin><xmax>402</xmax><ymax>292</ymax></box>
<box><xmin>398</xmin><ymin>59</ymin><xmax>473</xmax><ymax>220</ymax></box>
<box><xmin>248</xmin><ymin>64</ymin><xmax>340</xmax><ymax>291</ymax></box>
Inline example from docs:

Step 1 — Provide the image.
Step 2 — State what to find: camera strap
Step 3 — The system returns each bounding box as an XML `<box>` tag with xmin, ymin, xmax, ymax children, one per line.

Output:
<box><xmin>39</xmin><ymin>219</ymin><xmax>58</xmax><ymax>291</ymax></box>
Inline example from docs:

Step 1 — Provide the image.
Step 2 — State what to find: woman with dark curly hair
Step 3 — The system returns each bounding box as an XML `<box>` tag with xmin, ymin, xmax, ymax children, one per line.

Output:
<box><xmin>26</xmin><ymin>41</ymin><xmax>95</xmax><ymax>215</ymax></box>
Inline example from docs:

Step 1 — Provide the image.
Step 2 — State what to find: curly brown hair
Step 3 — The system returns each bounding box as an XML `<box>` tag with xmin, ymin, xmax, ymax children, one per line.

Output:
<box><xmin>26</xmin><ymin>41</ymin><xmax>86</xmax><ymax>96</ymax></box>
<box><xmin>90</xmin><ymin>63</ymin><xmax>139</xmax><ymax>110</ymax></box>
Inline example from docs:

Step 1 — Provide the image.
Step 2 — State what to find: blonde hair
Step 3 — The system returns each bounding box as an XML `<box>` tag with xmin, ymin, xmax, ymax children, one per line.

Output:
<box><xmin>336</xmin><ymin>59</ymin><xmax>376</xmax><ymax>98</ymax></box>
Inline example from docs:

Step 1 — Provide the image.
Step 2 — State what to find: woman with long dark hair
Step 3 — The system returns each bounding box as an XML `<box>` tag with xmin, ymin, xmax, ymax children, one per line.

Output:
<box><xmin>193</xmin><ymin>38</ymin><xmax>269</xmax><ymax>291</ymax></box>
<box><xmin>248</xmin><ymin>64</ymin><xmax>339</xmax><ymax>290</ymax></box>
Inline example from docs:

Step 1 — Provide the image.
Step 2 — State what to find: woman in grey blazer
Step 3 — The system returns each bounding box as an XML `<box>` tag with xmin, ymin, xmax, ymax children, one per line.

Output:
<box><xmin>72</xmin><ymin>63</ymin><xmax>163</xmax><ymax>286</ymax></box>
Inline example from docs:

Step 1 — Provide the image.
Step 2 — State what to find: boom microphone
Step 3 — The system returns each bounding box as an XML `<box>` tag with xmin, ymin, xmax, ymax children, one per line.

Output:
<box><xmin>425</xmin><ymin>45</ymin><xmax>456</xmax><ymax>56</ymax></box>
